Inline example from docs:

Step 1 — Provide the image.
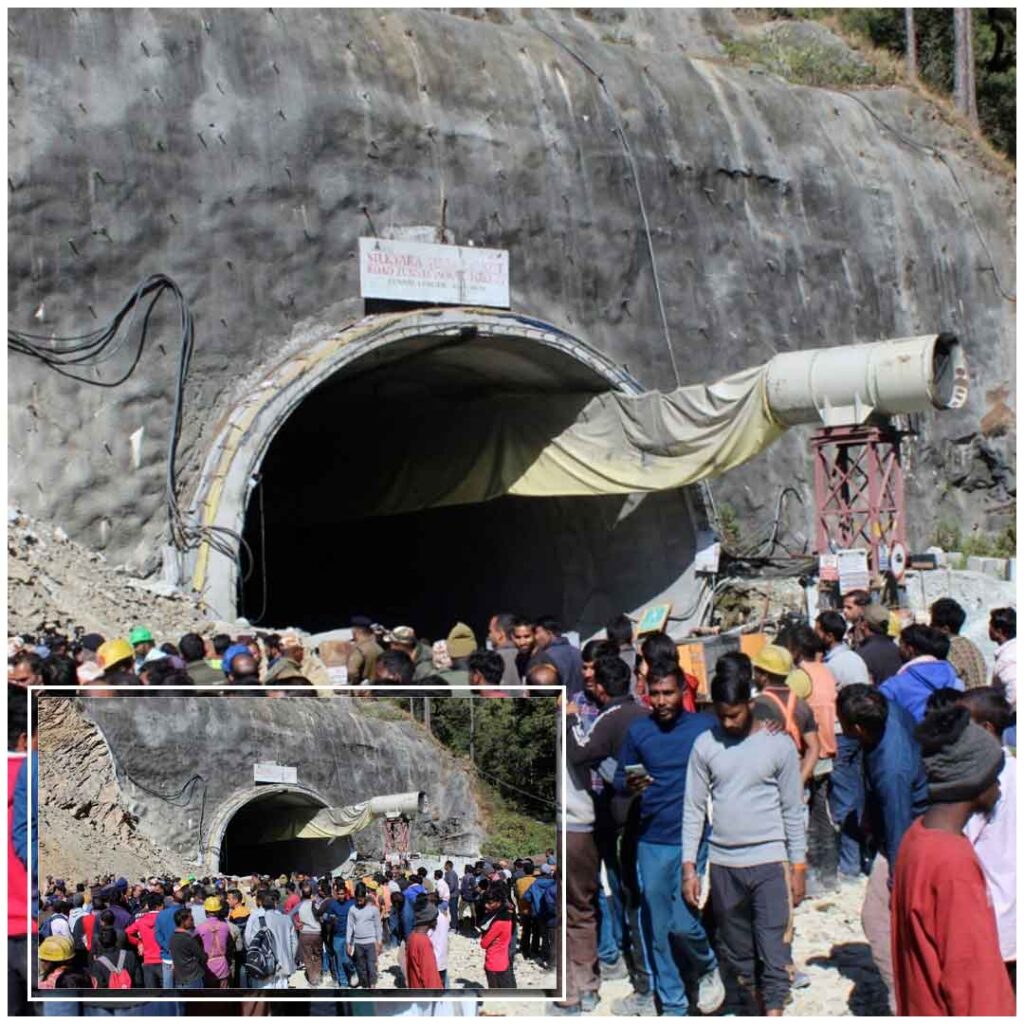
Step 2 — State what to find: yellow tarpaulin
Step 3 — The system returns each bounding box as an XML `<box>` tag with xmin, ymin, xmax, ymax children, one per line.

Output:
<box><xmin>258</xmin><ymin>802</ymin><xmax>377</xmax><ymax>843</ymax></box>
<box><xmin>336</xmin><ymin>363</ymin><xmax>784</xmax><ymax>519</ymax></box>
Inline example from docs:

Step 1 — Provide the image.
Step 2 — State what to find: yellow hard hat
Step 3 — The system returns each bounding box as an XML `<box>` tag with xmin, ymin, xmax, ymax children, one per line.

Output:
<box><xmin>785</xmin><ymin>668</ymin><xmax>813</xmax><ymax>700</ymax></box>
<box><xmin>752</xmin><ymin>644</ymin><xmax>793</xmax><ymax>678</ymax></box>
<box><xmin>177</xmin><ymin>878</ymin><xmax>191</xmax><ymax>891</ymax></box>
<box><xmin>39</xmin><ymin>935</ymin><xmax>75</xmax><ymax>962</ymax></box>
<box><xmin>97</xmin><ymin>638</ymin><xmax>134</xmax><ymax>670</ymax></box>
<box><xmin>203</xmin><ymin>896</ymin><xmax>223</xmax><ymax>913</ymax></box>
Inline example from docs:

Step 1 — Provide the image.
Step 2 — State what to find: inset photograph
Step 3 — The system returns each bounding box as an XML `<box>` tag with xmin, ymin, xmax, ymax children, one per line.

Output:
<box><xmin>30</xmin><ymin>690</ymin><xmax>560</xmax><ymax>1001</ymax></box>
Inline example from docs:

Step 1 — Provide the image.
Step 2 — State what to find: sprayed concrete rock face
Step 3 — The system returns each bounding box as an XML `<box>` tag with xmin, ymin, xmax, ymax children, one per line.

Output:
<box><xmin>8</xmin><ymin>9</ymin><xmax>1015</xmax><ymax>584</ymax></box>
<box><xmin>41</xmin><ymin>695</ymin><xmax>483</xmax><ymax>877</ymax></box>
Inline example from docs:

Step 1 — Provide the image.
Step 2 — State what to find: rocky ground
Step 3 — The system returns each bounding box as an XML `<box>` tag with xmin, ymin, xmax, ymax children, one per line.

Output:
<box><xmin>287</xmin><ymin>922</ymin><xmax>555</xmax><ymax>996</ymax></box>
<box><xmin>37</xmin><ymin>698</ymin><xmax>191</xmax><ymax>883</ymax></box>
<box><xmin>8</xmin><ymin>507</ymin><xmax>209</xmax><ymax>640</ymax></box>
<box><xmin>283</xmin><ymin>878</ymin><xmax>885</xmax><ymax>1016</ymax></box>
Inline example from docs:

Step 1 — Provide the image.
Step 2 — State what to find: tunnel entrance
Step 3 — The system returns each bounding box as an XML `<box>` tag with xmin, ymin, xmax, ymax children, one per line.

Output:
<box><xmin>218</xmin><ymin>789</ymin><xmax>353</xmax><ymax>878</ymax></box>
<box><xmin>236</xmin><ymin>327</ymin><xmax>700</xmax><ymax>638</ymax></box>
<box><xmin>237</xmin><ymin>323</ymin><xmax>700</xmax><ymax>639</ymax></box>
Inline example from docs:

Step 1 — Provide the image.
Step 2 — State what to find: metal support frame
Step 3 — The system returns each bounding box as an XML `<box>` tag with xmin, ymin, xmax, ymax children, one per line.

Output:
<box><xmin>811</xmin><ymin>423</ymin><xmax>907</xmax><ymax>576</ymax></box>
<box><xmin>382</xmin><ymin>815</ymin><xmax>412</xmax><ymax>863</ymax></box>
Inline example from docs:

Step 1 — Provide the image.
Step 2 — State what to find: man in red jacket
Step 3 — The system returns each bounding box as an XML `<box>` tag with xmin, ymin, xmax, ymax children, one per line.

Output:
<box><xmin>405</xmin><ymin>899</ymin><xmax>443</xmax><ymax>989</ymax></box>
<box><xmin>891</xmin><ymin>704</ymin><xmax>1015</xmax><ymax>1016</ymax></box>
<box><xmin>479</xmin><ymin>884</ymin><xmax>515</xmax><ymax>988</ymax></box>
<box><xmin>125</xmin><ymin>891</ymin><xmax>166</xmax><ymax>988</ymax></box>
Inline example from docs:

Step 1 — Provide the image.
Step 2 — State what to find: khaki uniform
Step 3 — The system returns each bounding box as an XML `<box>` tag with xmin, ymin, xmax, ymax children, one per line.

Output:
<box><xmin>263</xmin><ymin>656</ymin><xmax>304</xmax><ymax>683</ymax></box>
<box><xmin>347</xmin><ymin>637</ymin><xmax>383</xmax><ymax>684</ymax></box>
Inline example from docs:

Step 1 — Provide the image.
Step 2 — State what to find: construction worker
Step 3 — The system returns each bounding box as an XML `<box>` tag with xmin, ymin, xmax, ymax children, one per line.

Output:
<box><xmin>129</xmin><ymin>627</ymin><xmax>156</xmax><ymax>673</ymax></box>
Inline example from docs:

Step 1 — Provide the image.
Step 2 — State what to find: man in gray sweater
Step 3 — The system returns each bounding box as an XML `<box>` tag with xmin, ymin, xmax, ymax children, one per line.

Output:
<box><xmin>346</xmin><ymin>883</ymin><xmax>383</xmax><ymax>989</ymax></box>
<box><xmin>681</xmin><ymin>658</ymin><xmax>806</xmax><ymax>1016</ymax></box>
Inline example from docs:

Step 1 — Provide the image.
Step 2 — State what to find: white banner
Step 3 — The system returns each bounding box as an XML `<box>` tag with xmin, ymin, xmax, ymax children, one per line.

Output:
<box><xmin>253</xmin><ymin>762</ymin><xmax>298</xmax><ymax>784</ymax></box>
<box><xmin>359</xmin><ymin>237</ymin><xmax>510</xmax><ymax>308</ymax></box>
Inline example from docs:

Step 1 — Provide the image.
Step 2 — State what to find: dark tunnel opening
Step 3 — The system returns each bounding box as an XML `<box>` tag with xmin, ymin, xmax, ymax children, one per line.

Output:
<box><xmin>240</xmin><ymin>333</ymin><xmax>698</xmax><ymax>640</ymax></box>
<box><xmin>219</xmin><ymin>791</ymin><xmax>353</xmax><ymax>877</ymax></box>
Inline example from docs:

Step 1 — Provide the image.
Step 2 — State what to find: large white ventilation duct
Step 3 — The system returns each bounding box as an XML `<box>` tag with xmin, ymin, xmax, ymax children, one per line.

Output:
<box><xmin>764</xmin><ymin>333</ymin><xmax>968</xmax><ymax>427</ymax></box>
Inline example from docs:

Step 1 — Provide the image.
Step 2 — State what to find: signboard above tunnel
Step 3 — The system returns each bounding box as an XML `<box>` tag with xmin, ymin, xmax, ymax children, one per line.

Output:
<box><xmin>254</xmin><ymin>762</ymin><xmax>298</xmax><ymax>784</ymax></box>
<box><xmin>359</xmin><ymin>237</ymin><xmax>510</xmax><ymax>308</ymax></box>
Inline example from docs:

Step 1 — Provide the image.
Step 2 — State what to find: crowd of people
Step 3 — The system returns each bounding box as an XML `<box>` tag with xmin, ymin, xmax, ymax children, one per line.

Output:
<box><xmin>558</xmin><ymin>597</ymin><xmax>1015</xmax><ymax>1017</ymax></box>
<box><xmin>8</xmin><ymin>595</ymin><xmax>1018</xmax><ymax>1017</ymax></box>
<box><xmin>23</xmin><ymin>855</ymin><xmax>559</xmax><ymax>999</ymax></box>
<box><xmin>4</xmin><ymin>611</ymin><xmax>602</xmax><ymax>698</ymax></box>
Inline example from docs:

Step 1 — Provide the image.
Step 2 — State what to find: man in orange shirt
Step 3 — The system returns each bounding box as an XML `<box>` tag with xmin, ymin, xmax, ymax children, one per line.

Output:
<box><xmin>787</xmin><ymin>626</ymin><xmax>839</xmax><ymax>895</ymax></box>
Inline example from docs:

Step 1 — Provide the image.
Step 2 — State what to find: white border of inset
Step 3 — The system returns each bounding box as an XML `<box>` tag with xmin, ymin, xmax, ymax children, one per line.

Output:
<box><xmin>25</xmin><ymin>684</ymin><xmax>568</xmax><ymax>1004</ymax></box>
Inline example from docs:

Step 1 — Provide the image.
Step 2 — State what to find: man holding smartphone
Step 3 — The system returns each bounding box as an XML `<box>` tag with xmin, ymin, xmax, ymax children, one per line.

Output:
<box><xmin>613</xmin><ymin>660</ymin><xmax>724</xmax><ymax>1017</ymax></box>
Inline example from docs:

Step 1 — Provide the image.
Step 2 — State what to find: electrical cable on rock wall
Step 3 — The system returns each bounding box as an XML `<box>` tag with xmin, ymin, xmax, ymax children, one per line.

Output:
<box><xmin>8</xmin><ymin>274</ymin><xmax>257</xmax><ymax>583</ymax></box>
<box><xmin>532</xmin><ymin>24</ymin><xmax>681</xmax><ymax>390</ymax></box>
<box><xmin>117</xmin><ymin>765</ymin><xmax>208</xmax><ymax>861</ymax></box>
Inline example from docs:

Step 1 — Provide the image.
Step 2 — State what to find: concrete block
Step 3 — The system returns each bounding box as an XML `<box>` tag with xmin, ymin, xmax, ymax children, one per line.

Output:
<box><xmin>966</xmin><ymin>556</ymin><xmax>1009</xmax><ymax>580</ymax></box>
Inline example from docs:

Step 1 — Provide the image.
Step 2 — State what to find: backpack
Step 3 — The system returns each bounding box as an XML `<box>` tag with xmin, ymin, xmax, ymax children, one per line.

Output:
<box><xmin>245</xmin><ymin>914</ymin><xmax>278</xmax><ymax>980</ymax></box>
<box><xmin>39</xmin><ymin>913</ymin><xmax>68</xmax><ymax>940</ymax></box>
<box><xmin>460</xmin><ymin>875</ymin><xmax>477</xmax><ymax>902</ymax></box>
<box><xmin>540</xmin><ymin>881</ymin><xmax>557</xmax><ymax>922</ymax></box>
<box><xmin>97</xmin><ymin>950</ymin><xmax>133</xmax><ymax>989</ymax></box>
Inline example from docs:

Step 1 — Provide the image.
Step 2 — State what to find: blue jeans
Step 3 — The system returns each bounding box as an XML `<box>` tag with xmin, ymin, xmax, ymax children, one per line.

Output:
<box><xmin>831</xmin><ymin>733</ymin><xmax>865</xmax><ymax>877</ymax></box>
<box><xmin>596</xmin><ymin>830</ymin><xmax>625</xmax><ymax>965</ymax></box>
<box><xmin>329</xmin><ymin>933</ymin><xmax>354</xmax><ymax>986</ymax></box>
<box><xmin>161</xmin><ymin>961</ymin><xmax>174</xmax><ymax>990</ymax></box>
<box><xmin>597</xmin><ymin>886</ymin><xmax>622</xmax><ymax>964</ymax></box>
<box><xmin>176</xmin><ymin>977</ymin><xmax>203</xmax><ymax>990</ymax></box>
<box><xmin>696</xmin><ymin>820</ymin><xmax>711</xmax><ymax>878</ymax></box>
<box><xmin>42</xmin><ymin>1002</ymin><xmax>82</xmax><ymax>1016</ymax></box>
<box><xmin>637</xmin><ymin>840</ymin><xmax>717</xmax><ymax>1015</ymax></box>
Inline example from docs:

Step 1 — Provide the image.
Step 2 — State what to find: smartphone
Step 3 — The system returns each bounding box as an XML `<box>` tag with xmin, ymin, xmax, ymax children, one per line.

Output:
<box><xmin>625</xmin><ymin>763</ymin><xmax>651</xmax><ymax>781</ymax></box>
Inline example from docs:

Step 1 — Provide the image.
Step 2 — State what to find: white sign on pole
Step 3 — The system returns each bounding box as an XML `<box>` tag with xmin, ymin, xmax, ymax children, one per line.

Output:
<box><xmin>359</xmin><ymin>237</ymin><xmax>510</xmax><ymax>308</ymax></box>
<box><xmin>254</xmin><ymin>763</ymin><xmax>298</xmax><ymax>785</ymax></box>
<box><xmin>694</xmin><ymin>530</ymin><xmax>721</xmax><ymax>574</ymax></box>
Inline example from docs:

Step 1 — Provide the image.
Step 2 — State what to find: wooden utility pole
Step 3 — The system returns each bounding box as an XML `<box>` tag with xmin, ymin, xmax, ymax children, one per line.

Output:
<box><xmin>468</xmin><ymin>696</ymin><xmax>475</xmax><ymax>765</ymax></box>
<box><xmin>953</xmin><ymin>9</ymin><xmax>979</xmax><ymax>129</ymax></box>
<box><xmin>423</xmin><ymin>695</ymin><xmax>431</xmax><ymax>734</ymax></box>
<box><xmin>904</xmin><ymin>9</ymin><xmax>917</xmax><ymax>80</ymax></box>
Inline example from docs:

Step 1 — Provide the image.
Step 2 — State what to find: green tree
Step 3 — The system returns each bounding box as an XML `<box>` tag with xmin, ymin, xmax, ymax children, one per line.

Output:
<box><xmin>429</xmin><ymin>695</ymin><xmax>558</xmax><ymax>823</ymax></box>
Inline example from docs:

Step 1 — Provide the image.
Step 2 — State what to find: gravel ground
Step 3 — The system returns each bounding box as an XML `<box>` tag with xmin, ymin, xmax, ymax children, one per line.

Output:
<box><xmin>284</xmin><ymin>877</ymin><xmax>887</xmax><ymax>1016</ymax></box>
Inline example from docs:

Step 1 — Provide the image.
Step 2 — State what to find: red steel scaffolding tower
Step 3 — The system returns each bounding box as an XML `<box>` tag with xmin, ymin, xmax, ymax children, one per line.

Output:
<box><xmin>811</xmin><ymin>423</ymin><xmax>907</xmax><ymax>576</ymax></box>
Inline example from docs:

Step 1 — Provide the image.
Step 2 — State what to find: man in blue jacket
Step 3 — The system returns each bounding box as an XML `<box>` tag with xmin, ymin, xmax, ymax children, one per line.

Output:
<box><xmin>155</xmin><ymin>883</ymin><xmax>189</xmax><ymax>988</ymax></box>
<box><xmin>837</xmin><ymin>684</ymin><xmax>929</xmax><ymax>1012</ymax></box>
<box><xmin>613</xmin><ymin>660</ymin><xmax>724</xmax><ymax>1017</ymax></box>
<box><xmin>879</xmin><ymin>624</ymin><xmax>964</xmax><ymax>722</ymax></box>
<box><xmin>320</xmin><ymin>881</ymin><xmax>355</xmax><ymax>986</ymax></box>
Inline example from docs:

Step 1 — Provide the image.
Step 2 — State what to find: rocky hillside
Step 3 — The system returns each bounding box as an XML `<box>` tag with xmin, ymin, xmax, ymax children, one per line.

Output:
<box><xmin>8</xmin><ymin>8</ymin><xmax>1014</xmax><ymax>572</ymax></box>
<box><xmin>38</xmin><ymin>698</ymin><xmax>191</xmax><ymax>882</ymax></box>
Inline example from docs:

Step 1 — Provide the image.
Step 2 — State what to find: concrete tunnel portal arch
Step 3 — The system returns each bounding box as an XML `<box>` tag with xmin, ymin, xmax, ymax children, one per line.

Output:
<box><xmin>207</xmin><ymin>784</ymin><xmax>355</xmax><ymax>878</ymax></box>
<box><xmin>189</xmin><ymin>308</ymin><xmax>711</xmax><ymax>639</ymax></box>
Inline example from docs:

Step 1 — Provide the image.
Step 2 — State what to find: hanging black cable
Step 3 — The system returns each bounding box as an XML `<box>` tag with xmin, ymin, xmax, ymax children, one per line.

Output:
<box><xmin>10</xmin><ymin>275</ymin><xmax>256</xmax><ymax>579</ymax></box>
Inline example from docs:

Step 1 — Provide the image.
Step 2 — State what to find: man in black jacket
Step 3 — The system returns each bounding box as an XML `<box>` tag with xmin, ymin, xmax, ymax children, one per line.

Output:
<box><xmin>854</xmin><ymin>605</ymin><xmax>903</xmax><ymax>686</ymax></box>
<box><xmin>567</xmin><ymin>655</ymin><xmax>654</xmax><ymax>1015</ymax></box>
